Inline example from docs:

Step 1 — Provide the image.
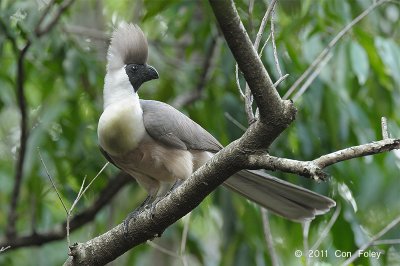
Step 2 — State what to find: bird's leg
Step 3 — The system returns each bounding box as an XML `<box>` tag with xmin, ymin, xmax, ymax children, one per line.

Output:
<box><xmin>148</xmin><ymin>180</ymin><xmax>182</xmax><ymax>218</ymax></box>
<box><xmin>148</xmin><ymin>197</ymin><xmax>162</xmax><ymax>218</ymax></box>
<box><xmin>165</xmin><ymin>179</ymin><xmax>184</xmax><ymax>196</ymax></box>
<box><xmin>172</xmin><ymin>179</ymin><xmax>184</xmax><ymax>190</ymax></box>
<box><xmin>123</xmin><ymin>194</ymin><xmax>155</xmax><ymax>236</ymax></box>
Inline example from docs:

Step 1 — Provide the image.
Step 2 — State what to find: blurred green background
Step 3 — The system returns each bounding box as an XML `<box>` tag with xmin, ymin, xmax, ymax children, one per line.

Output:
<box><xmin>1</xmin><ymin>0</ymin><xmax>400</xmax><ymax>265</ymax></box>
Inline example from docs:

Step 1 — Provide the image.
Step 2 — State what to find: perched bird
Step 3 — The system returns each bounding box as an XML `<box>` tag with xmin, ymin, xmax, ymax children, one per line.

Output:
<box><xmin>97</xmin><ymin>23</ymin><xmax>335</xmax><ymax>228</ymax></box>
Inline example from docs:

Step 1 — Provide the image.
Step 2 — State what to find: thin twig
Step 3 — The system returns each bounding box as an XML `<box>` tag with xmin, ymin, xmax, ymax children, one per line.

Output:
<box><xmin>0</xmin><ymin>172</ymin><xmax>131</xmax><ymax>251</ymax></box>
<box><xmin>63</xmin><ymin>25</ymin><xmax>109</xmax><ymax>41</ymax></box>
<box><xmin>254</xmin><ymin>0</ymin><xmax>278</xmax><ymax>51</ymax></box>
<box><xmin>314</xmin><ymin>138</ymin><xmax>400</xmax><ymax>168</ymax></box>
<box><xmin>372</xmin><ymin>239</ymin><xmax>400</xmax><ymax>245</ymax></box>
<box><xmin>76</xmin><ymin>163</ymin><xmax>109</xmax><ymax>204</ymax></box>
<box><xmin>261</xmin><ymin>209</ymin><xmax>279</xmax><ymax>266</ymax></box>
<box><xmin>65</xmin><ymin>163</ymin><xmax>108</xmax><ymax>247</ymax></box>
<box><xmin>259</xmin><ymin>32</ymin><xmax>271</xmax><ymax>57</ymax></box>
<box><xmin>237</xmin><ymin>0</ymin><xmax>278</xmax><ymax>124</ymax></box>
<box><xmin>0</xmin><ymin>246</ymin><xmax>11</xmax><ymax>253</ymax></box>
<box><xmin>244</xmin><ymin>84</ymin><xmax>255</xmax><ymax>124</ymax></box>
<box><xmin>35</xmin><ymin>0</ymin><xmax>56</xmax><ymax>32</ymax></box>
<box><xmin>270</xmin><ymin>6</ymin><xmax>283</xmax><ymax>78</ymax></box>
<box><xmin>36</xmin><ymin>0</ymin><xmax>76</xmax><ymax>38</ymax></box>
<box><xmin>273</xmin><ymin>73</ymin><xmax>289</xmax><ymax>88</ymax></box>
<box><xmin>248</xmin><ymin>0</ymin><xmax>255</xmax><ymax>38</ymax></box>
<box><xmin>172</xmin><ymin>36</ymin><xmax>219</xmax><ymax>108</ymax></box>
<box><xmin>0</xmin><ymin>17</ymin><xmax>18</xmax><ymax>51</ymax></box>
<box><xmin>292</xmin><ymin>53</ymin><xmax>333</xmax><ymax>102</ymax></box>
<box><xmin>343</xmin><ymin>214</ymin><xmax>400</xmax><ymax>266</ymax></box>
<box><xmin>302</xmin><ymin>221</ymin><xmax>310</xmax><ymax>266</ymax></box>
<box><xmin>224</xmin><ymin>112</ymin><xmax>247</xmax><ymax>132</ymax></box>
<box><xmin>235</xmin><ymin>64</ymin><xmax>246</xmax><ymax>99</ymax></box>
<box><xmin>75</xmin><ymin>176</ymin><xmax>87</xmax><ymax>204</ymax></box>
<box><xmin>247</xmin><ymin>137</ymin><xmax>400</xmax><ymax>180</ymax></box>
<box><xmin>311</xmin><ymin>204</ymin><xmax>341</xmax><ymax>251</ymax></box>
<box><xmin>66</xmin><ymin>175</ymin><xmax>87</xmax><ymax>247</ymax></box>
<box><xmin>38</xmin><ymin>148</ymin><xmax>68</xmax><ymax>214</ymax></box>
<box><xmin>283</xmin><ymin>0</ymin><xmax>389</xmax><ymax>100</ymax></box>
<box><xmin>147</xmin><ymin>240</ymin><xmax>180</xmax><ymax>258</ymax></box>
<box><xmin>180</xmin><ymin>213</ymin><xmax>191</xmax><ymax>266</ymax></box>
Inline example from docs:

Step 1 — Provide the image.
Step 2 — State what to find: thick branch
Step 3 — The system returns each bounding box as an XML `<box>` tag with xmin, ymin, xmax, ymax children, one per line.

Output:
<box><xmin>209</xmin><ymin>0</ymin><xmax>296</xmax><ymax>150</ymax></box>
<box><xmin>0</xmin><ymin>172</ymin><xmax>131</xmax><ymax>251</ymax></box>
<box><xmin>64</xmin><ymin>141</ymin><xmax>250</xmax><ymax>265</ymax></box>
<box><xmin>247</xmin><ymin>138</ymin><xmax>400</xmax><ymax>180</ymax></box>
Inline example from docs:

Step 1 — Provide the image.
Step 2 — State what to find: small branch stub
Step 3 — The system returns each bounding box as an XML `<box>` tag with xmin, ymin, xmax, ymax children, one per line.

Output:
<box><xmin>381</xmin><ymin>117</ymin><xmax>389</xmax><ymax>139</ymax></box>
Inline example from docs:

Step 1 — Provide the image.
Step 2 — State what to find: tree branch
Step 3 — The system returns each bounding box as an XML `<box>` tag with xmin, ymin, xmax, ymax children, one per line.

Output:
<box><xmin>0</xmin><ymin>17</ymin><xmax>18</xmax><ymax>52</ymax></box>
<box><xmin>253</xmin><ymin>0</ymin><xmax>277</xmax><ymax>51</ymax></box>
<box><xmin>209</xmin><ymin>0</ymin><xmax>290</xmax><ymax>124</ymax></box>
<box><xmin>35</xmin><ymin>0</ymin><xmax>76</xmax><ymax>38</ymax></box>
<box><xmin>63</xmin><ymin>1</ymin><xmax>299</xmax><ymax>263</ymax></box>
<box><xmin>61</xmin><ymin>1</ymin><xmax>399</xmax><ymax>264</ymax></box>
<box><xmin>235</xmin><ymin>0</ymin><xmax>279</xmax><ymax>125</ymax></box>
<box><xmin>5</xmin><ymin>0</ymin><xmax>76</xmax><ymax>239</ymax></box>
<box><xmin>314</xmin><ymin>138</ymin><xmax>400</xmax><ymax>168</ymax></box>
<box><xmin>63</xmin><ymin>24</ymin><xmax>109</xmax><ymax>41</ymax></box>
<box><xmin>7</xmin><ymin>42</ymin><xmax>31</xmax><ymax>238</ymax></box>
<box><xmin>0</xmin><ymin>172</ymin><xmax>131</xmax><ymax>251</ymax></box>
<box><xmin>172</xmin><ymin>35</ymin><xmax>219</xmax><ymax>108</ymax></box>
<box><xmin>261</xmin><ymin>209</ymin><xmax>279</xmax><ymax>266</ymax></box>
<box><xmin>247</xmin><ymin>138</ymin><xmax>400</xmax><ymax>180</ymax></box>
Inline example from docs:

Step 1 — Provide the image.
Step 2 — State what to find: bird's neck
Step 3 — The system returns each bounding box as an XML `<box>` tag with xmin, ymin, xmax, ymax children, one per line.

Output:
<box><xmin>103</xmin><ymin>68</ymin><xmax>137</xmax><ymax>108</ymax></box>
<box><xmin>98</xmin><ymin>69</ymin><xmax>146</xmax><ymax>156</ymax></box>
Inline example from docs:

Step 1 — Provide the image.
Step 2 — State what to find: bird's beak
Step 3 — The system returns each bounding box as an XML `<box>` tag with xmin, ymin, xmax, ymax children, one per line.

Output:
<box><xmin>146</xmin><ymin>65</ymin><xmax>159</xmax><ymax>80</ymax></box>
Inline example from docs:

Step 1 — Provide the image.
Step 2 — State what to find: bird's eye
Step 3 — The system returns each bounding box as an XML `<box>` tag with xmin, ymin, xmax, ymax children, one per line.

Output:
<box><xmin>132</xmin><ymin>66</ymin><xmax>137</xmax><ymax>71</ymax></box>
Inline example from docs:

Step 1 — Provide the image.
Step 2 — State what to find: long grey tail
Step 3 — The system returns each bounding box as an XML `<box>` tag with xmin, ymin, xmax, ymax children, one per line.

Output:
<box><xmin>223</xmin><ymin>170</ymin><xmax>336</xmax><ymax>221</ymax></box>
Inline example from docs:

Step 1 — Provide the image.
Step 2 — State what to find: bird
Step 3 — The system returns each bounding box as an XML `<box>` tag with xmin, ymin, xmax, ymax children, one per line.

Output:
<box><xmin>97</xmin><ymin>23</ymin><xmax>336</xmax><ymax>229</ymax></box>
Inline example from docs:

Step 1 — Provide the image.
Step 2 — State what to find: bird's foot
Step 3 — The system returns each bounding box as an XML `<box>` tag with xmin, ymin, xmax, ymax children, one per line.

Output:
<box><xmin>148</xmin><ymin>196</ymin><xmax>164</xmax><ymax>218</ymax></box>
<box><xmin>165</xmin><ymin>180</ymin><xmax>184</xmax><ymax>197</ymax></box>
<box><xmin>123</xmin><ymin>207</ymin><xmax>145</xmax><ymax>237</ymax></box>
<box><xmin>123</xmin><ymin>195</ymin><xmax>154</xmax><ymax>237</ymax></box>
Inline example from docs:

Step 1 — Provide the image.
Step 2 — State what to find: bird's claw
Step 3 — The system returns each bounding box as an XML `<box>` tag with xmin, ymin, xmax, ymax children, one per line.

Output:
<box><xmin>123</xmin><ymin>210</ymin><xmax>140</xmax><ymax>237</ymax></box>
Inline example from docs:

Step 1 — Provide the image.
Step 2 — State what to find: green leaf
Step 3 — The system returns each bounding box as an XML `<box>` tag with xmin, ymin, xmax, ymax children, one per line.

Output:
<box><xmin>349</xmin><ymin>41</ymin><xmax>369</xmax><ymax>85</ymax></box>
<box><xmin>375</xmin><ymin>37</ymin><xmax>400</xmax><ymax>86</ymax></box>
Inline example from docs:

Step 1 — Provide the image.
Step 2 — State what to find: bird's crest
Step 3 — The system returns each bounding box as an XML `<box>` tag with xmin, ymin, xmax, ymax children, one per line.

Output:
<box><xmin>107</xmin><ymin>22</ymin><xmax>148</xmax><ymax>70</ymax></box>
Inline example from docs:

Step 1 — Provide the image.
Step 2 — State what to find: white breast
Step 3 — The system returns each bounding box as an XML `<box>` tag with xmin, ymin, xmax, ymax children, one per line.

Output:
<box><xmin>98</xmin><ymin>96</ymin><xmax>146</xmax><ymax>156</ymax></box>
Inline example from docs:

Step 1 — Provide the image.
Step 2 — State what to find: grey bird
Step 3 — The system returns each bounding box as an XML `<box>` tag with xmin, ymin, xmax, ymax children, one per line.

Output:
<box><xmin>97</xmin><ymin>23</ymin><xmax>335</xmax><ymax>227</ymax></box>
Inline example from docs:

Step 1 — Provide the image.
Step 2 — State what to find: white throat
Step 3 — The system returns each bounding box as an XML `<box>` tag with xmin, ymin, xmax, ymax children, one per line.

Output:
<box><xmin>98</xmin><ymin>68</ymin><xmax>146</xmax><ymax>156</ymax></box>
<box><xmin>103</xmin><ymin>68</ymin><xmax>133</xmax><ymax>108</ymax></box>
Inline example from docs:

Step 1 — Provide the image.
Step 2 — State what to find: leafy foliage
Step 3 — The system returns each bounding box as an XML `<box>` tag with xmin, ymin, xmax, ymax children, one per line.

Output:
<box><xmin>1</xmin><ymin>0</ymin><xmax>400</xmax><ymax>265</ymax></box>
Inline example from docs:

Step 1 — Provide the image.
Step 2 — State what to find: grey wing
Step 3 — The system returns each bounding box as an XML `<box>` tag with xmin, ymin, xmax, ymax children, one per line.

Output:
<box><xmin>140</xmin><ymin>100</ymin><xmax>222</xmax><ymax>152</ymax></box>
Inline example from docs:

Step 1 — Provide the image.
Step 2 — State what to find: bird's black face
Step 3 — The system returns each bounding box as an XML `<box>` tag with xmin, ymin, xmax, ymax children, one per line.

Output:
<box><xmin>125</xmin><ymin>63</ymin><xmax>159</xmax><ymax>92</ymax></box>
